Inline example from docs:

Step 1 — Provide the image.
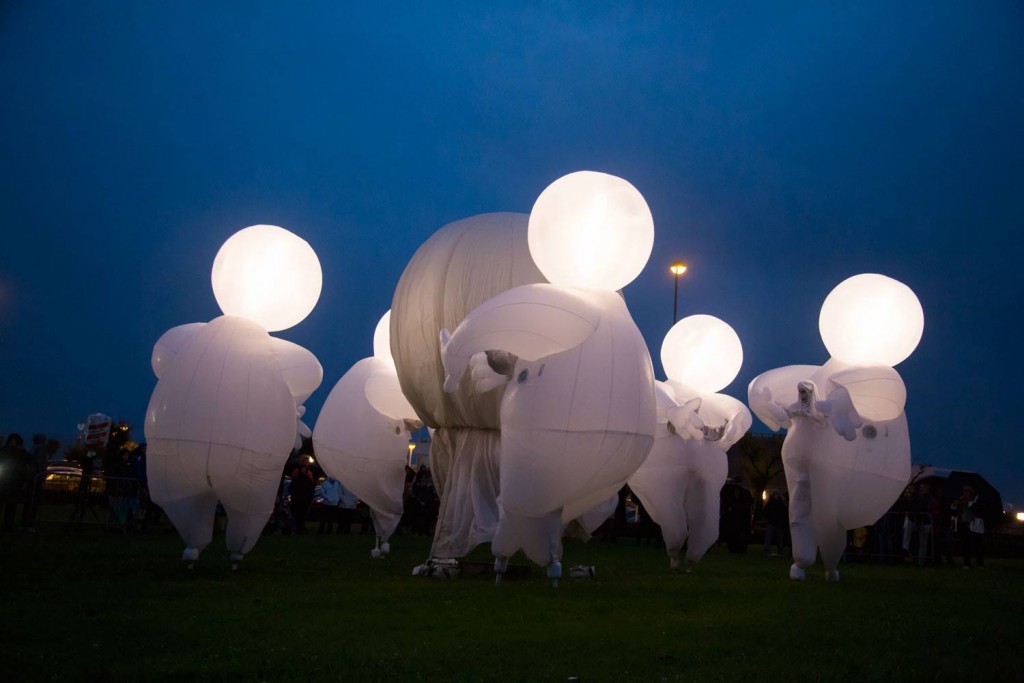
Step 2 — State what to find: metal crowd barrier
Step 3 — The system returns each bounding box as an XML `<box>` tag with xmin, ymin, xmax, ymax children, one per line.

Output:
<box><xmin>845</xmin><ymin>511</ymin><xmax>938</xmax><ymax>564</ymax></box>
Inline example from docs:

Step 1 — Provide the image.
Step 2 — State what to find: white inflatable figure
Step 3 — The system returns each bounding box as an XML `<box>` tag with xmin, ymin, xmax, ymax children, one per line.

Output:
<box><xmin>391</xmin><ymin>213</ymin><xmax>547</xmax><ymax>576</ymax></box>
<box><xmin>748</xmin><ymin>273</ymin><xmax>923</xmax><ymax>582</ymax></box>
<box><xmin>629</xmin><ymin>315</ymin><xmax>752</xmax><ymax>571</ymax></box>
<box><xmin>145</xmin><ymin>225</ymin><xmax>323</xmax><ymax>570</ymax></box>
<box><xmin>439</xmin><ymin>171</ymin><xmax>658</xmax><ymax>586</ymax></box>
<box><xmin>313</xmin><ymin>311</ymin><xmax>423</xmax><ymax>558</ymax></box>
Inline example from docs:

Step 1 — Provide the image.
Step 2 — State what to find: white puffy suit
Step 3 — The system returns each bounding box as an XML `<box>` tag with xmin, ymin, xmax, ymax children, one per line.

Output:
<box><xmin>440</xmin><ymin>284</ymin><xmax>657</xmax><ymax>575</ymax></box>
<box><xmin>628</xmin><ymin>314</ymin><xmax>751</xmax><ymax>569</ymax></box>
<box><xmin>439</xmin><ymin>172</ymin><xmax>659</xmax><ymax>581</ymax></box>
<box><xmin>145</xmin><ymin>315</ymin><xmax>321</xmax><ymax>564</ymax></box>
<box><xmin>747</xmin><ymin>273</ymin><xmax>922</xmax><ymax>581</ymax></box>
<box><xmin>629</xmin><ymin>382</ymin><xmax>750</xmax><ymax>569</ymax></box>
<box><xmin>313</xmin><ymin>313</ymin><xmax>421</xmax><ymax>556</ymax></box>
<box><xmin>145</xmin><ymin>224</ymin><xmax>323</xmax><ymax>566</ymax></box>
<box><xmin>390</xmin><ymin>213</ymin><xmax>546</xmax><ymax>561</ymax></box>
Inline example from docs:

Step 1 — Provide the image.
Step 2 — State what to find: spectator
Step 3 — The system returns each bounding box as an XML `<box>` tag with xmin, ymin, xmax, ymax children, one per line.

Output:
<box><xmin>914</xmin><ymin>482</ymin><xmax>937</xmax><ymax>566</ymax></box>
<box><xmin>406</xmin><ymin>466</ymin><xmax>439</xmax><ymax>536</ymax></box>
<box><xmin>951</xmin><ymin>485</ymin><xmax>985</xmax><ymax>569</ymax></box>
<box><xmin>933</xmin><ymin>483</ymin><xmax>954</xmax><ymax>565</ymax></box>
<box><xmin>898</xmin><ymin>484</ymin><xmax>917</xmax><ymax>557</ymax></box>
<box><xmin>0</xmin><ymin>434</ymin><xmax>28</xmax><ymax>531</ymax></box>
<box><xmin>289</xmin><ymin>459</ymin><xmax>316</xmax><ymax>535</ymax></box>
<box><xmin>318</xmin><ymin>477</ymin><xmax>342</xmax><ymax>534</ymax></box>
<box><xmin>723</xmin><ymin>485</ymin><xmax>752</xmax><ymax>554</ymax></box>
<box><xmin>762</xmin><ymin>490</ymin><xmax>787</xmax><ymax>557</ymax></box>
<box><xmin>21</xmin><ymin>433</ymin><xmax>49</xmax><ymax>531</ymax></box>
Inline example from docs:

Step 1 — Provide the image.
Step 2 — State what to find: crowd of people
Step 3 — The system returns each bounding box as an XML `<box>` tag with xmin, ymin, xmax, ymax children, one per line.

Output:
<box><xmin>264</xmin><ymin>454</ymin><xmax>440</xmax><ymax>539</ymax></box>
<box><xmin>0</xmin><ymin>426</ymin><xmax>1002</xmax><ymax>570</ymax></box>
<box><xmin>0</xmin><ymin>432</ymin><xmax>54</xmax><ymax>532</ymax></box>
<box><xmin>850</xmin><ymin>480</ymin><xmax>990</xmax><ymax>569</ymax></box>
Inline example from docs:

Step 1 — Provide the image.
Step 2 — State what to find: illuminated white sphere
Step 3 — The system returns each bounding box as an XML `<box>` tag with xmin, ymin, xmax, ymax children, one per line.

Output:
<box><xmin>819</xmin><ymin>273</ymin><xmax>923</xmax><ymax>367</ymax></box>
<box><xmin>211</xmin><ymin>225</ymin><xmax>322</xmax><ymax>332</ymax></box>
<box><xmin>661</xmin><ymin>314</ymin><xmax>743</xmax><ymax>394</ymax></box>
<box><xmin>373</xmin><ymin>310</ymin><xmax>395</xmax><ymax>368</ymax></box>
<box><xmin>528</xmin><ymin>171</ymin><xmax>654</xmax><ymax>291</ymax></box>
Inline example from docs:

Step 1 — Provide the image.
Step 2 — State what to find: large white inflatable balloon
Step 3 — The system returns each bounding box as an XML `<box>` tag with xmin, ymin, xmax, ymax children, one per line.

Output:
<box><xmin>629</xmin><ymin>315</ymin><xmax>751</xmax><ymax>570</ymax></box>
<box><xmin>391</xmin><ymin>213</ymin><xmax>547</xmax><ymax>572</ymax></box>
<box><xmin>313</xmin><ymin>311</ymin><xmax>422</xmax><ymax>557</ymax></box>
<box><xmin>440</xmin><ymin>171</ymin><xmax>658</xmax><ymax>584</ymax></box>
<box><xmin>748</xmin><ymin>273</ymin><xmax>922</xmax><ymax>581</ymax></box>
<box><xmin>145</xmin><ymin>225</ymin><xmax>323</xmax><ymax>568</ymax></box>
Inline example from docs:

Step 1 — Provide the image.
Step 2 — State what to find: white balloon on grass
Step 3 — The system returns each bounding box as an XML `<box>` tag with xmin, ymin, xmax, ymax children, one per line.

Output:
<box><xmin>748</xmin><ymin>273</ymin><xmax>922</xmax><ymax>582</ymax></box>
<box><xmin>145</xmin><ymin>225</ymin><xmax>323</xmax><ymax>568</ymax></box>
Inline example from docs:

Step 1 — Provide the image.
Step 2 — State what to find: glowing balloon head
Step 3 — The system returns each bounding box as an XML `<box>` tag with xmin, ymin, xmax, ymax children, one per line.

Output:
<box><xmin>661</xmin><ymin>314</ymin><xmax>743</xmax><ymax>394</ymax></box>
<box><xmin>373</xmin><ymin>310</ymin><xmax>395</xmax><ymax>368</ymax></box>
<box><xmin>818</xmin><ymin>274</ymin><xmax>923</xmax><ymax>367</ymax></box>
<box><xmin>528</xmin><ymin>171</ymin><xmax>654</xmax><ymax>291</ymax></box>
<box><xmin>211</xmin><ymin>225</ymin><xmax>322</xmax><ymax>332</ymax></box>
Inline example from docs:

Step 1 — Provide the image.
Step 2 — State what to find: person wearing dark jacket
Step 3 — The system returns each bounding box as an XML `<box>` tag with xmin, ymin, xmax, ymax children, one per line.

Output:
<box><xmin>762</xmin><ymin>491</ymin><xmax>787</xmax><ymax>556</ymax></box>
<box><xmin>20</xmin><ymin>433</ymin><xmax>49</xmax><ymax>531</ymax></box>
<box><xmin>288</xmin><ymin>461</ymin><xmax>316</xmax><ymax>535</ymax></box>
<box><xmin>0</xmin><ymin>434</ymin><xmax>29</xmax><ymax>531</ymax></box>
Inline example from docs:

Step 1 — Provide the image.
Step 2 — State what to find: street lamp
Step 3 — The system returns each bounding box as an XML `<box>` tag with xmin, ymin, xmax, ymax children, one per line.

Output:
<box><xmin>407</xmin><ymin>443</ymin><xmax>416</xmax><ymax>468</ymax></box>
<box><xmin>669</xmin><ymin>262</ymin><xmax>688</xmax><ymax>323</ymax></box>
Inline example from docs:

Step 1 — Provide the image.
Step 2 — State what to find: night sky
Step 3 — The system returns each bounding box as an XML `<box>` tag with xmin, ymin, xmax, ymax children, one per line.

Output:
<box><xmin>2</xmin><ymin>3</ymin><xmax>1021</xmax><ymax>503</ymax></box>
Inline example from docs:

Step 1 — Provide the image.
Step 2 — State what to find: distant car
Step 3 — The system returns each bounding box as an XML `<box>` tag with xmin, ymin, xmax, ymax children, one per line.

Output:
<box><xmin>41</xmin><ymin>463</ymin><xmax>106</xmax><ymax>496</ymax></box>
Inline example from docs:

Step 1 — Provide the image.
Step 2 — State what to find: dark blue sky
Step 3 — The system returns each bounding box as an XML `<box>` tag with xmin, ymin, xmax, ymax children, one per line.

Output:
<box><xmin>2</xmin><ymin>3</ymin><xmax>1021</xmax><ymax>503</ymax></box>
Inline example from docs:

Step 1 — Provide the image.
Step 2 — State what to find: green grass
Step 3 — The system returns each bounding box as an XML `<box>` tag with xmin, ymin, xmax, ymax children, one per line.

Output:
<box><xmin>1</xmin><ymin>528</ymin><xmax>1022</xmax><ymax>682</ymax></box>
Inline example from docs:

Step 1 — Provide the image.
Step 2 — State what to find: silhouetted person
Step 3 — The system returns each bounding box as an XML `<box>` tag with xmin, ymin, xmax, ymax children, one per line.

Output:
<box><xmin>724</xmin><ymin>486</ymin><xmax>752</xmax><ymax>553</ymax></box>
<box><xmin>0</xmin><ymin>434</ymin><xmax>28</xmax><ymax>531</ymax></box>
<box><xmin>21</xmin><ymin>433</ymin><xmax>48</xmax><ymax>531</ymax></box>
<box><xmin>762</xmin><ymin>490</ymin><xmax>787</xmax><ymax>556</ymax></box>
<box><xmin>951</xmin><ymin>485</ymin><xmax>985</xmax><ymax>569</ymax></box>
<box><xmin>289</xmin><ymin>461</ymin><xmax>315</xmax><ymax>535</ymax></box>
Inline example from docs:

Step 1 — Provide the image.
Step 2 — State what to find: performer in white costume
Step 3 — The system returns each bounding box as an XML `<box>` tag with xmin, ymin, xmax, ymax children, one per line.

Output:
<box><xmin>145</xmin><ymin>225</ymin><xmax>323</xmax><ymax>569</ymax></box>
<box><xmin>748</xmin><ymin>273</ymin><xmax>923</xmax><ymax>581</ymax></box>
<box><xmin>440</xmin><ymin>171</ymin><xmax>658</xmax><ymax>586</ymax></box>
<box><xmin>629</xmin><ymin>315</ymin><xmax>752</xmax><ymax>571</ymax></box>
<box><xmin>313</xmin><ymin>311</ymin><xmax>422</xmax><ymax>558</ymax></box>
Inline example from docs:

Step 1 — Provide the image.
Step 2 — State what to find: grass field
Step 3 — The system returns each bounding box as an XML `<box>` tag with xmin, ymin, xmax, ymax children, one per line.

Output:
<box><xmin>2</xmin><ymin>527</ymin><xmax>1022</xmax><ymax>682</ymax></box>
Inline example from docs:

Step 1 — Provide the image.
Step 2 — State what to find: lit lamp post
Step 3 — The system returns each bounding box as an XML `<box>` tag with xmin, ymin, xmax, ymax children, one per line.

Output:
<box><xmin>670</xmin><ymin>262</ymin><xmax>688</xmax><ymax>324</ymax></box>
<box><xmin>407</xmin><ymin>443</ymin><xmax>416</xmax><ymax>468</ymax></box>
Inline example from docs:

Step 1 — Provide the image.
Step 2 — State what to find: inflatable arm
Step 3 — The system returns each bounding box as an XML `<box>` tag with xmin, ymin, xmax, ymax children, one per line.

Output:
<box><xmin>747</xmin><ymin>365</ymin><xmax>821</xmax><ymax>431</ymax></box>
<box><xmin>666</xmin><ymin>397</ymin><xmax>704</xmax><ymax>440</ymax></box>
<box><xmin>439</xmin><ymin>283</ymin><xmax>602</xmax><ymax>393</ymax></box>
<box><xmin>271</xmin><ymin>338</ymin><xmax>323</xmax><ymax>405</ymax></box>
<box><xmin>825</xmin><ymin>364</ymin><xmax>906</xmax><ymax>422</ymax></box>
<box><xmin>151</xmin><ymin>323</ymin><xmax>206</xmax><ymax>378</ymax></box>
<box><xmin>700</xmin><ymin>393</ymin><xmax>753</xmax><ymax>450</ymax></box>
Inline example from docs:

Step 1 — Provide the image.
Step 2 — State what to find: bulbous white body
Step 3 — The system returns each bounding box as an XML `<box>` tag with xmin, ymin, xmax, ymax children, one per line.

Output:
<box><xmin>782</xmin><ymin>362</ymin><xmax>910</xmax><ymax>573</ymax></box>
<box><xmin>391</xmin><ymin>212</ymin><xmax>546</xmax><ymax>559</ymax></box>
<box><xmin>145</xmin><ymin>315</ymin><xmax>321</xmax><ymax>560</ymax></box>
<box><xmin>628</xmin><ymin>379</ymin><xmax>749</xmax><ymax>568</ymax></box>
<box><xmin>448</xmin><ymin>288</ymin><xmax>657</xmax><ymax>567</ymax></box>
<box><xmin>749</xmin><ymin>359</ymin><xmax>911</xmax><ymax>578</ymax></box>
<box><xmin>629</xmin><ymin>431</ymin><xmax>728</xmax><ymax>566</ymax></box>
<box><xmin>313</xmin><ymin>357</ymin><xmax>414</xmax><ymax>543</ymax></box>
